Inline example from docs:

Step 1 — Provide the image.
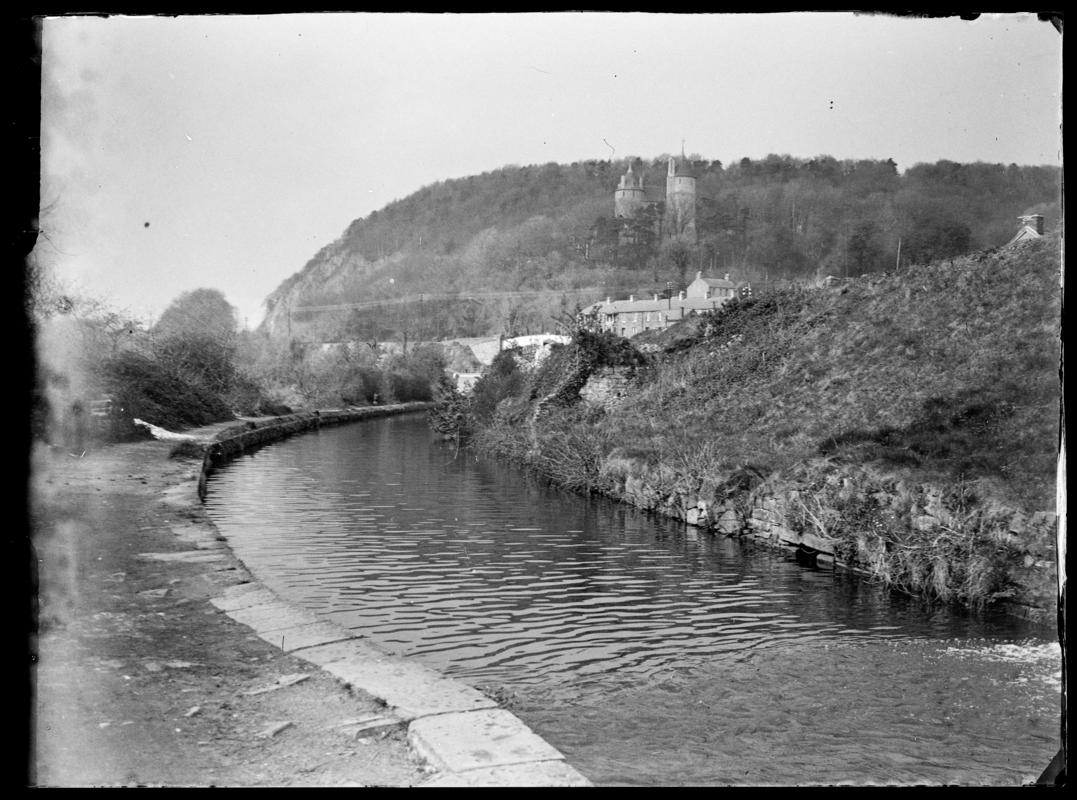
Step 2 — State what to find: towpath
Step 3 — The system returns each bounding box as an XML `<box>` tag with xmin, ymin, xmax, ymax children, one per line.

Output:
<box><xmin>29</xmin><ymin>417</ymin><xmax>432</xmax><ymax>787</ymax></box>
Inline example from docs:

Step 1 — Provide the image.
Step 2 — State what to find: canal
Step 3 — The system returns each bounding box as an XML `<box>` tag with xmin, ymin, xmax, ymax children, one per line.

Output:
<box><xmin>202</xmin><ymin>414</ymin><xmax>1060</xmax><ymax>786</ymax></box>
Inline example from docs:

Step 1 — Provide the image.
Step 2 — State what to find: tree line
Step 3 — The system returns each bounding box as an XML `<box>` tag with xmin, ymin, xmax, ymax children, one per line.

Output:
<box><xmin>31</xmin><ymin>281</ymin><xmax>452</xmax><ymax>448</ymax></box>
<box><xmin>263</xmin><ymin>154</ymin><xmax>1059</xmax><ymax>344</ymax></box>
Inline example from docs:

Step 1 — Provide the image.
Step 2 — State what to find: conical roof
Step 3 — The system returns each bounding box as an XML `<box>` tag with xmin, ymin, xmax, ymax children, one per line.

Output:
<box><xmin>668</xmin><ymin>153</ymin><xmax>696</xmax><ymax>179</ymax></box>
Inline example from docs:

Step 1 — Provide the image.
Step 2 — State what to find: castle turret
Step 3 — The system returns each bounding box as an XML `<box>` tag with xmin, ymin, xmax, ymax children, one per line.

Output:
<box><xmin>665</xmin><ymin>155</ymin><xmax>697</xmax><ymax>243</ymax></box>
<box><xmin>614</xmin><ymin>159</ymin><xmax>646</xmax><ymax>219</ymax></box>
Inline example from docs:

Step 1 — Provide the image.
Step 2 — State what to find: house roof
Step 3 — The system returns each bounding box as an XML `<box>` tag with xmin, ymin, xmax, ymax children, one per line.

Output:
<box><xmin>596</xmin><ymin>297</ymin><xmax>727</xmax><ymax>315</ymax></box>
<box><xmin>689</xmin><ymin>272</ymin><xmax>736</xmax><ymax>289</ymax></box>
<box><xmin>1005</xmin><ymin>225</ymin><xmax>1044</xmax><ymax>247</ymax></box>
<box><xmin>694</xmin><ymin>277</ymin><xmax>736</xmax><ymax>289</ymax></box>
<box><xmin>667</xmin><ymin>155</ymin><xmax>697</xmax><ymax>179</ymax></box>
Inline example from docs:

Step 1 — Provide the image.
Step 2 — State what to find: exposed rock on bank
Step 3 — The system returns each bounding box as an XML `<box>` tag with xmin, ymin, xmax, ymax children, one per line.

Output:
<box><xmin>599</xmin><ymin>453</ymin><xmax>1058</xmax><ymax>624</ymax></box>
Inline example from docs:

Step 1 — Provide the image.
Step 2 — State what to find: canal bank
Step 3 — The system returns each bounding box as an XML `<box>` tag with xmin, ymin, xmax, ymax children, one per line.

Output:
<box><xmin>203</xmin><ymin>412</ymin><xmax>1063</xmax><ymax>786</ymax></box>
<box><xmin>593</xmin><ymin>451</ymin><xmax>1060</xmax><ymax>628</ymax></box>
<box><xmin>31</xmin><ymin>404</ymin><xmax>590</xmax><ymax>787</ymax></box>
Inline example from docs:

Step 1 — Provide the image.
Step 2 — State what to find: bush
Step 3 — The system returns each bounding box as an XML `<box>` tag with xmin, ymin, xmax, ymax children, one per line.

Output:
<box><xmin>429</xmin><ymin>377</ymin><xmax>471</xmax><ymax>441</ymax></box>
<box><xmin>153</xmin><ymin>332</ymin><xmax>238</xmax><ymax>396</ymax></box>
<box><xmin>385</xmin><ymin>370</ymin><xmax>435</xmax><ymax>402</ymax></box>
<box><xmin>103</xmin><ymin>350</ymin><xmax>234</xmax><ymax>435</ymax></box>
<box><xmin>339</xmin><ymin>367</ymin><xmax>383</xmax><ymax>406</ymax></box>
<box><xmin>781</xmin><ymin>462</ymin><xmax>1026</xmax><ymax>606</ymax></box>
<box><xmin>225</xmin><ymin>371</ymin><xmax>272</xmax><ymax>416</ymax></box>
<box><xmin>469</xmin><ymin>348</ymin><xmax>526</xmax><ymax>423</ymax></box>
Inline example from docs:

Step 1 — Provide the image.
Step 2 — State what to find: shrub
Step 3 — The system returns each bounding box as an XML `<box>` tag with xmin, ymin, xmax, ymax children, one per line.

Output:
<box><xmin>385</xmin><ymin>370</ymin><xmax>434</xmax><ymax>402</ymax></box>
<box><xmin>781</xmin><ymin>462</ymin><xmax>1026</xmax><ymax>606</ymax></box>
<box><xmin>469</xmin><ymin>348</ymin><xmax>526</xmax><ymax>423</ymax></box>
<box><xmin>153</xmin><ymin>332</ymin><xmax>238</xmax><ymax>397</ymax></box>
<box><xmin>103</xmin><ymin>350</ymin><xmax>234</xmax><ymax>435</ymax></box>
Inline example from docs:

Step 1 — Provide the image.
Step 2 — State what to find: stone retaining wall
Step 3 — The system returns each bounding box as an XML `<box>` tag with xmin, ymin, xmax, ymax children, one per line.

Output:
<box><xmin>193</xmin><ymin>403</ymin><xmax>433</xmax><ymax>500</ymax></box>
<box><xmin>579</xmin><ymin>367</ymin><xmax>632</xmax><ymax>410</ymax></box>
<box><xmin>597</xmin><ymin>452</ymin><xmax>1058</xmax><ymax>626</ymax></box>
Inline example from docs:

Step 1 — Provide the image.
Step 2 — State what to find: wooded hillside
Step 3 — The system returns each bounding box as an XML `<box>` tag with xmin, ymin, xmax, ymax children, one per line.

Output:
<box><xmin>262</xmin><ymin>155</ymin><xmax>1060</xmax><ymax>343</ymax></box>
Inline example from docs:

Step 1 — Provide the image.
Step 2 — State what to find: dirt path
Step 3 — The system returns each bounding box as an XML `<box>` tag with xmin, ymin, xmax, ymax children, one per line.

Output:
<box><xmin>29</xmin><ymin>429</ymin><xmax>432</xmax><ymax>787</ymax></box>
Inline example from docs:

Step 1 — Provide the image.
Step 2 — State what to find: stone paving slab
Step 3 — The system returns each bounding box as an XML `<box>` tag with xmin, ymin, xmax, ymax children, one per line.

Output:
<box><xmin>138</xmin><ymin>551</ymin><xmax>228</xmax><ymax>564</ymax></box>
<box><xmin>294</xmin><ymin>641</ymin><xmax>497</xmax><ymax>720</ymax></box>
<box><xmin>408</xmin><ymin>708</ymin><xmax>569</xmax><ymax>774</ymax></box>
<box><xmin>210</xmin><ymin>584</ymin><xmax>280</xmax><ymax>612</ymax></box>
<box><xmin>419</xmin><ymin>760</ymin><xmax>592</xmax><ymax>787</ymax></box>
<box><xmin>224</xmin><ymin>601</ymin><xmax>322</xmax><ymax>633</ymax></box>
<box><xmin>169</xmin><ymin>523</ymin><xmax>223</xmax><ymax>550</ymax></box>
<box><xmin>160</xmin><ymin>483</ymin><xmax>200</xmax><ymax>507</ymax></box>
<box><xmin>258</xmin><ymin>621</ymin><xmax>359</xmax><ymax>654</ymax></box>
<box><xmin>289</xmin><ymin>638</ymin><xmax>389</xmax><ymax>665</ymax></box>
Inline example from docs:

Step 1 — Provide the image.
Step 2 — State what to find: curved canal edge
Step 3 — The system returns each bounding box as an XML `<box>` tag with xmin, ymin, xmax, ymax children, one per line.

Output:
<box><xmin>188</xmin><ymin>404</ymin><xmax>593</xmax><ymax>787</ymax></box>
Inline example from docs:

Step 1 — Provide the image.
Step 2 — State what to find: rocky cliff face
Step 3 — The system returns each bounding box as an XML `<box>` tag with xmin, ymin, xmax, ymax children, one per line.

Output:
<box><xmin>261</xmin><ymin>240</ymin><xmax>377</xmax><ymax>338</ymax></box>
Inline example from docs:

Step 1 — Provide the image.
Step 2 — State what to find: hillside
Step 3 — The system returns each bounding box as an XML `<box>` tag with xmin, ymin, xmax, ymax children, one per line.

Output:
<box><xmin>261</xmin><ymin>156</ymin><xmax>1060</xmax><ymax>344</ymax></box>
<box><xmin>459</xmin><ymin>236</ymin><xmax>1062</xmax><ymax>612</ymax></box>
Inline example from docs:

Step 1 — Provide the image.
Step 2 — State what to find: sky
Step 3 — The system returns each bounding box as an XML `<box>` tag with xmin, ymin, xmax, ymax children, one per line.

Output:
<box><xmin>35</xmin><ymin>11</ymin><xmax>1062</xmax><ymax>330</ymax></box>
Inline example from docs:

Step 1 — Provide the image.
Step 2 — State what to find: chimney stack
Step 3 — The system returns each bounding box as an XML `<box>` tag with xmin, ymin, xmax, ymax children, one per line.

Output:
<box><xmin>1020</xmin><ymin>214</ymin><xmax>1045</xmax><ymax>235</ymax></box>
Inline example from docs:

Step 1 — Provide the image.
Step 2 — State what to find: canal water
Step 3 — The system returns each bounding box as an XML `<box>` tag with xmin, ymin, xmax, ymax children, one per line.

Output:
<box><xmin>203</xmin><ymin>414</ymin><xmax>1061</xmax><ymax>786</ymax></box>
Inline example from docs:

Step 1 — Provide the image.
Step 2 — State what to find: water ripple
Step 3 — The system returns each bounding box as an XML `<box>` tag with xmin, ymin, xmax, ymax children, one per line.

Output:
<box><xmin>204</xmin><ymin>416</ymin><xmax>1059</xmax><ymax>786</ymax></box>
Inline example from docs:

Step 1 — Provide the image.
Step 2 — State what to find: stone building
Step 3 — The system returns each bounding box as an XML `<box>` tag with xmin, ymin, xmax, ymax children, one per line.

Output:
<box><xmin>1006</xmin><ymin>214</ymin><xmax>1046</xmax><ymax>247</ymax></box>
<box><xmin>587</xmin><ymin>154</ymin><xmax>730</xmax><ymax>338</ymax></box>
<box><xmin>613</xmin><ymin>160</ymin><xmax>647</xmax><ymax>220</ymax></box>
<box><xmin>612</xmin><ymin>154</ymin><xmax>697</xmax><ymax>245</ymax></box>
<box><xmin>663</xmin><ymin>155</ymin><xmax>697</xmax><ymax>243</ymax></box>
<box><xmin>581</xmin><ymin>272</ymin><xmax>737</xmax><ymax>338</ymax></box>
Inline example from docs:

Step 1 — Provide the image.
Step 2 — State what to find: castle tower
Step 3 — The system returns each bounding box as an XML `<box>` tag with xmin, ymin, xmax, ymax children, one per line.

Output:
<box><xmin>665</xmin><ymin>154</ymin><xmax>697</xmax><ymax>243</ymax></box>
<box><xmin>614</xmin><ymin>158</ymin><xmax>646</xmax><ymax>219</ymax></box>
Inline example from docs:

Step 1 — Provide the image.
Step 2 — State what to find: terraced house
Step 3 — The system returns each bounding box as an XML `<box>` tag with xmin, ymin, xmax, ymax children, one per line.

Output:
<box><xmin>583</xmin><ymin>271</ymin><xmax>740</xmax><ymax>337</ymax></box>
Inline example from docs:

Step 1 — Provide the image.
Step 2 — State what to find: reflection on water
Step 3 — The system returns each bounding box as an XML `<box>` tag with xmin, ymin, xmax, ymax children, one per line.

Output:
<box><xmin>204</xmin><ymin>415</ymin><xmax>1060</xmax><ymax>785</ymax></box>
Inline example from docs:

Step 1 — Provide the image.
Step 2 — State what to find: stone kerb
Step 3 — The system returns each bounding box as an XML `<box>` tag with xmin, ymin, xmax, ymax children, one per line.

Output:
<box><xmin>209</xmin><ymin>583</ymin><xmax>592</xmax><ymax>785</ymax></box>
<box><xmin>196</xmin><ymin>403</ymin><xmax>592</xmax><ymax>785</ymax></box>
<box><xmin>194</xmin><ymin>403</ymin><xmax>433</xmax><ymax>500</ymax></box>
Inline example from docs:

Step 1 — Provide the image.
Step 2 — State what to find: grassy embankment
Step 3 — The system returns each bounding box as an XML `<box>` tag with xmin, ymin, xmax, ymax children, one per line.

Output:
<box><xmin>455</xmin><ymin>237</ymin><xmax>1061</xmax><ymax>611</ymax></box>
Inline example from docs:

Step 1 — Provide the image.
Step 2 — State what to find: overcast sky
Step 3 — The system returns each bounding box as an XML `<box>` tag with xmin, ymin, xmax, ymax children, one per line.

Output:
<box><xmin>36</xmin><ymin>11</ymin><xmax>1062</xmax><ymax>329</ymax></box>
